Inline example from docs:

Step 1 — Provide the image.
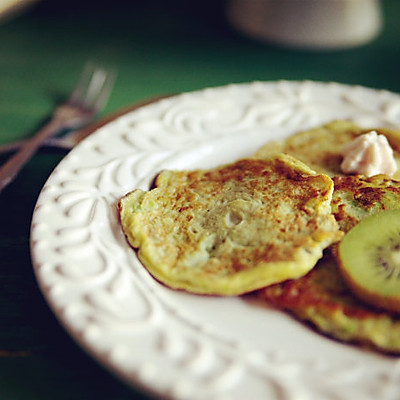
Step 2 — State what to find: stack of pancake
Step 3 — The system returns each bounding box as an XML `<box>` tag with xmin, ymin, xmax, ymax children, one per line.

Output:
<box><xmin>119</xmin><ymin>120</ymin><xmax>400</xmax><ymax>354</ymax></box>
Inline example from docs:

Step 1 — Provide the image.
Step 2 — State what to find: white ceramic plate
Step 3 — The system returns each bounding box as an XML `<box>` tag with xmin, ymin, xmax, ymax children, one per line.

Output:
<box><xmin>31</xmin><ymin>81</ymin><xmax>400</xmax><ymax>400</ymax></box>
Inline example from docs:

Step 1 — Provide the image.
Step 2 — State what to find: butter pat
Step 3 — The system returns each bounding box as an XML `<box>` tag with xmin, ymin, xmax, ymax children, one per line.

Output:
<box><xmin>340</xmin><ymin>131</ymin><xmax>397</xmax><ymax>177</ymax></box>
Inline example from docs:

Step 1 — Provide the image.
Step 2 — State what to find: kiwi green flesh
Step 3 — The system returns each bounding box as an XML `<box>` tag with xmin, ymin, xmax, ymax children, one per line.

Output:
<box><xmin>339</xmin><ymin>210</ymin><xmax>400</xmax><ymax>311</ymax></box>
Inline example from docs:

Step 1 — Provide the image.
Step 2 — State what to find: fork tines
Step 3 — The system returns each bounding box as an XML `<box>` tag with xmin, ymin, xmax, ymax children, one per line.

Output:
<box><xmin>69</xmin><ymin>62</ymin><xmax>116</xmax><ymax>112</ymax></box>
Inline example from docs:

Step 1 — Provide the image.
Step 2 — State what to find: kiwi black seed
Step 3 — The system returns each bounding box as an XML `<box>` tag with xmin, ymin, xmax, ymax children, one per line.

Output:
<box><xmin>374</xmin><ymin>239</ymin><xmax>400</xmax><ymax>280</ymax></box>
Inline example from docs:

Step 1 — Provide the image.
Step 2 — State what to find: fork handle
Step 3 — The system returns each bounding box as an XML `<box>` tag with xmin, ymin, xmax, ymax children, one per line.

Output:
<box><xmin>0</xmin><ymin>118</ymin><xmax>64</xmax><ymax>192</ymax></box>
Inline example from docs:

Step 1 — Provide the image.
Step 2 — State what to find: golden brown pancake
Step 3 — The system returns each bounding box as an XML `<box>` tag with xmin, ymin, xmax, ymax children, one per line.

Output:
<box><xmin>119</xmin><ymin>154</ymin><xmax>341</xmax><ymax>296</ymax></box>
<box><xmin>258</xmin><ymin>253</ymin><xmax>400</xmax><ymax>354</ymax></box>
<box><xmin>257</xmin><ymin>174</ymin><xmax>400</xmax><ymax>353</ymax></box>
<box><xmin>253</xmin><ymin>120</ymin><xmax>400</xmax><ymax>179</ymax></box>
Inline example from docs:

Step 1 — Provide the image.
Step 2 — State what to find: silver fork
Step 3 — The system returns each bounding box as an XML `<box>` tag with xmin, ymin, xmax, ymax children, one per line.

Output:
<box><xmin>0</xmin><ymin>62</ymin><xmax>115</xmax><ymax>192</ymax></box>
<box><xmin>0</xmin><ymin>96</ymin><xmax>168</xmax><ymax>155</ymax></box>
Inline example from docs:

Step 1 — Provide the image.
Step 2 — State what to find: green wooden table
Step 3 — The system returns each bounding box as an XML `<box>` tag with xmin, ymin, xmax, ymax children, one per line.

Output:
<box><xmin>1</xmin><ymin>0</ymin><xmax>400</xmax><ymax>398</ymax></box>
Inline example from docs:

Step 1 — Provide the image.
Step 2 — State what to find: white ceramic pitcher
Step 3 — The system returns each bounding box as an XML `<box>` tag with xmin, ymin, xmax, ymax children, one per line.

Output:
<box><xmin>226</xmin><ymin>0</ymin><xmax>383</xmax><ymax>50</ymax></box>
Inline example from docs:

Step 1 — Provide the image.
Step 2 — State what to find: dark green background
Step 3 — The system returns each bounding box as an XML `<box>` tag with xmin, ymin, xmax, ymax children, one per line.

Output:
<box><xmin>1</xmin><ymin>0</ymin><xmax>400</xmax><ymax>398</ymax></box>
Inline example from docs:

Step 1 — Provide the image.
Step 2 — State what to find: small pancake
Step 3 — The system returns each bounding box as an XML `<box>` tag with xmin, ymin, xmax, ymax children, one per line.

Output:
<box><xmin>253</xmin><ymin>120</ymin><xmax>400</xmax><ymax>179</ymax></box>
<box><xmin>257</xmin><ymin>253</ymin><xmax>400</xmax><ymax>354</ymax></box>
<box><xmin>119</xmin><ymin>154</ymin><xmax>341</xmax><ymax>296</ymax></box>
<box><xmin>257</xmin><ymin>174</ymin><xmax>400</xmax><ymax>353</ymax></box>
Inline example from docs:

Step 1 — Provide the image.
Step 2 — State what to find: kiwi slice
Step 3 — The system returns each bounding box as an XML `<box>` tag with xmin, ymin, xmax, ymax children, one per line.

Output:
<box><xmin>338</xmin><ymin>209</ymin><xmax>400</xmax><ymax>314</ymax></box>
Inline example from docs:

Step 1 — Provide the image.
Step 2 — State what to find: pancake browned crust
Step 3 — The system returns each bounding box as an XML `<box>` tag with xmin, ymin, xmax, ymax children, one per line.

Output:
<box><xmin>331</xmin><ymin>174</ymin><xmax>400</xmax><ymax>234</ymax></box>
<box><xmin>258</xmin><ymin>253</ymin><xmax>400</xmax><ymax>354</ymax></box>
<box><xmin>253</xmin><ymin>120</ymin><xmax>400</xmax><ymax>179</ymax></box>
<box><xmin>119</xmin><ymin>154</ymin><xmax>341</xmax><ymax>296</ymax></box>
